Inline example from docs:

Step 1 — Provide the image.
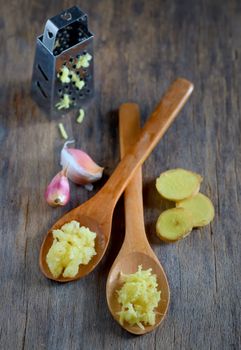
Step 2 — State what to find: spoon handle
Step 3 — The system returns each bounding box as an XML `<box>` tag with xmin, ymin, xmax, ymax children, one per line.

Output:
<box><xmin>100</xmin><ymin>78</ymin><xmax>193</xmax><ymax>207</ymax></box>
<box><xmin>119</xmin><ymin>103</ymin><xmax>150</xmax><ymax>250</ymax></box>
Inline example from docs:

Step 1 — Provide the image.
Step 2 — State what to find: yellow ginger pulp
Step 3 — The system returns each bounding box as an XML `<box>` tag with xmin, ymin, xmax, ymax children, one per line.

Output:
<box><xmin>76</xmin><ymin>53</ymin><xmax>92</xmax><ymax>68</ymax></box>
<box><xmin>58</xmin><ymin>123</ymin><xmax>68</xmax><ymax>140</ymax></box>
<box><xmin>55</xmin><ymin>94</ymin><xmax>72</xmax><ymax>110</ymax></box>
<box><xmin>156</xmin><ymin>168</ymin><xmax>202</xmax><ymax>201</ymax></box>
<box><xmin>117</xmin><ymin>265</ymin><xmax>161</xmax><ymax>329</ymax></box>
<box><xmin>46</xmin><ymin>220</ymin><xmax>96</xmax><ymax>278</ymax></box>
<box><xmin>76</xmin><ymin>109</ymin><xmax>85</xmax><ymax>124</ymax></box>
<box><xmin>71</xmin><ymin>71</ymin><xmax>85</xmax><ymax>90</ymax></box>
<box><xmin>58</xmin><ymin>66</ymin><xmax>71</xmax><ymax>83</ymax></box>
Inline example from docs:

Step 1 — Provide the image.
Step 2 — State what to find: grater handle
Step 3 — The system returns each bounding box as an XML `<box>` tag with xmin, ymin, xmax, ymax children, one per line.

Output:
<box><xmin>43</xmin><ymin>20</ymin><xmax>59</xmax><ymax>52</ymax></box>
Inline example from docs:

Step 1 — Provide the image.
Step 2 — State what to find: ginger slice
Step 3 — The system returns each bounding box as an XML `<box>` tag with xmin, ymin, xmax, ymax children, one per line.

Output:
<box><xmin>176</xmin><ymin>192</ymin><xmax>214</xmax><ymax>227</ymax></box>
<box><xmin>156</xmin><ymin>168</ymin><xmax>202</xmax><ymax>201</ymax></box>
<box><xmin>156</xmin><ymin>208</ymin><xmax>193</xmax><ymax>242</ymax></box>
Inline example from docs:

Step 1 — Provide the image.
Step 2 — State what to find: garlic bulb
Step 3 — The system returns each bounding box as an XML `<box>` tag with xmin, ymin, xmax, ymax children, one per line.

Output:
<box><xmin>60</xmin><ymin>141</ymin><xmax>104</xmax><ymax>187</ymax></box>
<box><xmin>45</xmin><ymin>169</ymin><xmax>70</xmax><ymax>207</ymax></box>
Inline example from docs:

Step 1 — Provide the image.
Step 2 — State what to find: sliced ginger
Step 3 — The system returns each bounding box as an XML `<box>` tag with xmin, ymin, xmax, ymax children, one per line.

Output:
<box><xmin>156</xmin><ymin>208</ymin><xmax>193</xmax><ymax>242</ymax></box>
<box><xmin>155</xmin><ymin>168</ymin><xmax>214</xmax><ymax>243</ymax></box>
<box><xmin>176</xmin><ymin>193</ymin><xmax>214</xmax><ymax>227</ymax></box>
<box><xmin>156</xmin><ymin>169</ymin><xmax>202</xmax><ymax>201</ymax></box>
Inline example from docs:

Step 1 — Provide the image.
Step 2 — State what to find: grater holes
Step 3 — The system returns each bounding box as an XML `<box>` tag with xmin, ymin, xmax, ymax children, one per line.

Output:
<box><xmin>69</xmin><ymin>57</ymin><xmax>74</xmax><ymax>63</ymax></box>
<box><xmin>36</xmin><ymin>81</ymin><xmax>47</xmax><ymax>98</ymax></box>
<box><xmin>37</xmin><ymin>64</ymin><xmax>49</xmax><ymax>81</ymax></box>
<box><xmin>86</xmin><ymin>89</ymin><xmax>90</xmax><ymax>94</ymax></box>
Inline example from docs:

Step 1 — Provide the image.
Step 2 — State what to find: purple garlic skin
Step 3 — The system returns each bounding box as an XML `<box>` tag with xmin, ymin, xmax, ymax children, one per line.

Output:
<box><xmin>45</xmin><ymin>169</ymin><xmax>70</xmax><ymax>207</ymax></box>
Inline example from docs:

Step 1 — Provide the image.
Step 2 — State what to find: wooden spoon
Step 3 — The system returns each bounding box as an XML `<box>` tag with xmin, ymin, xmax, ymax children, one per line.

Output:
<box><xmin>106</xmin><ymin>103</ymin><xmax>170</xmax><ymax>335</ymax></box>
<box><xmin>40</xmin><ymin>78</ymin><xmax>193</xmax><ymax>282</ymax></box>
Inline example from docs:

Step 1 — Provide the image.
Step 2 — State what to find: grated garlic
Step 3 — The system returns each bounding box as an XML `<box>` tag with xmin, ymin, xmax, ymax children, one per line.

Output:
<box><xmin>46</xmin><ymin>220</ymin><xmax>97</xmax><ymax>278</ymax></box>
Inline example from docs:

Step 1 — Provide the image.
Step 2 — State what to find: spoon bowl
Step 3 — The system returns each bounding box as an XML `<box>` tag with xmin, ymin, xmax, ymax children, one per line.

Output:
<box><xmin>40</xmin><ymin>211</ymin><xmax>108</xmax><ymax>282</ymax></box>
<box><xmin>106</xmin><ymin>252</ymin><xmax>170</xmax><ymax>335</ymax></box>
<box><xmin>40</xmin><ymin>78</ymin><xmax>193</xmax><ymax>282</ymax></box>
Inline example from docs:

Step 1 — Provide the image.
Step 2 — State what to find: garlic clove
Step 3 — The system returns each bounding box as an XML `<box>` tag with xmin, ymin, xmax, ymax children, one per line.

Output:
<box><xmin>60</xmin><ymin>142</ymin><xmax>104</xmax><ymax>186</ymax></box>
<box><xmin>45</xmin><ymin>169</ymin><xmax>70</xmax><ymax>207</ymax></box>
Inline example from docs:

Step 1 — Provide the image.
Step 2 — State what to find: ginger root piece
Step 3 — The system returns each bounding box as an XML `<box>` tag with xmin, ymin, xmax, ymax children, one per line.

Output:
<box><xmin>156</xmin><ymin>169</ymin><xmax>202</xmax><ymax>201</ymax></box>
<box><xmin>156</xmin><ymin>208</ymin><xmax>193</xmax><ymax>242</ymax></box>
<box><xmin>176</xmin><ymin>193</ymin><xmax>215</xmax><ymax>227</ymax></box>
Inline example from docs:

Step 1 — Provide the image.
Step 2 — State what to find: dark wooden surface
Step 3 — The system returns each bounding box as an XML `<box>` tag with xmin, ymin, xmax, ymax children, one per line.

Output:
<box><xmin>0</xmin><ymin>0</ymin><xmax>240</xmax><ymax>349</ymax></box>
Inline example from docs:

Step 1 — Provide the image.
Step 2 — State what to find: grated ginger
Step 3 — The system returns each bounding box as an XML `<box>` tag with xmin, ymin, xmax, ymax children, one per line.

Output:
<box><xmin>46</xmin><ymin>220</ymin><xmax>96</xmax><ymax>278</ymax></box>
<box><xmin>71</xmin><ymin>71</ymin><xmax>85</xmax><ymax>90</ymax></box>
<box><xmin>58</xmin><ymin>123</ymin><xmax>68</xmax><ymax>140</ymax></box>
<box><xmin>76</xmin><ymin>53</ymin><xmax>92</xmax><ymax>69</ymax></box>
<box><xmin>55</xmin><ymin>94</ymin><xmax>72</xmax><ymax>110</ymax></box>
<box><xmin>76</xmin><ymin>109</ymin><xmax>85</xmax><ymax>124</ymax></box>
<box><xmin>117</xmin><ymin>265</ymin><xmax>161</xmax><ymax>329</ymax></box>
<box><xmin>57</xmin><ymin>66</ymin><xmax>71</xmax><ymax>84</ymax></box>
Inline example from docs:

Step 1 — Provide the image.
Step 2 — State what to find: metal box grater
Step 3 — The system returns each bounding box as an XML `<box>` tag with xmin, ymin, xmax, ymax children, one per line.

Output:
<box><xmin>31</xmin><ymin>6</ymin><xmax>94</xmax><ymax>117</ymax></box>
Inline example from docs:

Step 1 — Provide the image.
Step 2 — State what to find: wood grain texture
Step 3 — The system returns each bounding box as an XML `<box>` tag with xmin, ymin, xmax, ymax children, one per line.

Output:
<box><xmin>0</xmin><ymin>0</ymin><xmax>240</xmax><ymax>349</ymax></box>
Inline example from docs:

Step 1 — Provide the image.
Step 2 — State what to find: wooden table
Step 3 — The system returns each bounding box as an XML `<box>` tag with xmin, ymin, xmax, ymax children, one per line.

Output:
<box><xmin>0</xmin><ymin>1</ymin><xmax>240</xmax><ymax>349</ymax></box>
